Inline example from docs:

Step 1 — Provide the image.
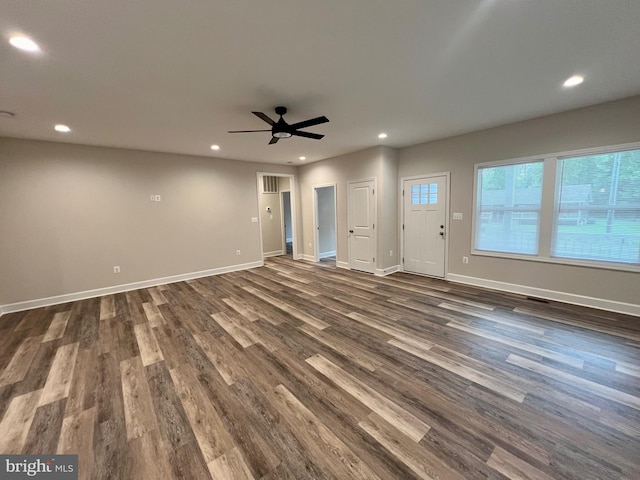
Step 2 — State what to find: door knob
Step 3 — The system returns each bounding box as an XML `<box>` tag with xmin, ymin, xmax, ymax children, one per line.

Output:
<box><xmin>349</xmin><ymin>229</ymin><xmax>354</xmax><ymax>233</ymax></box>
<box><xmin>440</xmin><ymin>225</ymin><xmax>444</xmax><ymax>228</ymax></box>
<box><xmin>439</xmin><ymin>232</ymin><xmax>444</xmax><ymax>236</ymax></box>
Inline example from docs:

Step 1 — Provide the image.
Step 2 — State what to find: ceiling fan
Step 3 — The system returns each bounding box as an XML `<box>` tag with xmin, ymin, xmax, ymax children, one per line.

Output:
<box><xmin>228</xmin><ymin>106</ymin><xmax>329</xmax><ymax>145</ymax></box>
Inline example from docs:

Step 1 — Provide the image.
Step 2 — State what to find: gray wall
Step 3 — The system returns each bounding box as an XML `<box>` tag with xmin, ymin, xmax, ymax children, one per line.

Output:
<box><xmin>298</xmin><ymin>146</ymin><xmax>398</xmax><ymax>271</ymax></box>
<box><xmin>399</xmin><ymin>95</ymin><xmax>640</xmax><ymax>305</ymax></box>
<box><xmin>2</xmin><ymin>96</ymin><xmax>639</xmax><ymax>310</ymax></box>
<box><xmin>0</xmin><ymin>138</ymin><xmax>294</xmax><ymax>305</ymax></box>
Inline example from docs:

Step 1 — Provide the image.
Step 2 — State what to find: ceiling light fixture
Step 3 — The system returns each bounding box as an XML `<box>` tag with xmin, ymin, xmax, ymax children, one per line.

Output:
<box><xmin>378</xmin><ymin>133</ymin><xmax>388</xmax><ymax>139</ymax></box>
<box><xmin>563</xmin><ymin>75</ymin><xmax>584</xmax><ymax>87</ymax></box>
<box><xmin>9</xmin><ymin>35</ymin><xmax>40</xmax><ymax>52</ymax></box>
<box><xmin>54</xmin><ymin>124</ymin><xmax>71</xmax><ymax>133</ymax></box>
<box><xmin>273</xmin><ymin>131</ymin><xmax>292</xmax><ymax>139</ymax></box>
<box><xmin>299</xmin><ymin>156</ymin><xmax>306</xmax><ymax>161</ymax></box>
<box><xmin>210</xmin><ymin>144</ymin><xmax>220</xmax><ymax>151</ymax></box>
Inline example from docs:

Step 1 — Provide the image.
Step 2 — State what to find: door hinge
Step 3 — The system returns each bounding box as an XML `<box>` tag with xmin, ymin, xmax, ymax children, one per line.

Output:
<box><xmin>373</xmin><ymin>257</ymin><xmax>375</xmax><ymax>262</ymax></box>
<box><xmin>402</xmin><ymin>190</ymin><xmax>404</xmax><ymax>196</ymax></box>
<box><xmin>372</xmin><ymin>189</ymin><xmax>375</xmax><ymax>195</ymax></box>
<box><xmin>402</xmin><ymin>257</ymin><xmax>404</xmax><ymax>263</ymax></box>
<box><xmin>373</xmin><ymin>223</ymin><xmax>375</xmax><ymax>229</ymax></box>
<box><xmin>402</xmin><ymin>224</ymin><xmax>404</xmax><ymax>230</ymax></box>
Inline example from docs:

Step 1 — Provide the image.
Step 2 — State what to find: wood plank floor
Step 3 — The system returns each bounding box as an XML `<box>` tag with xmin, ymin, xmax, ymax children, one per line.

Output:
<box><xmin>1</xmin><ymin>256</ymin><xmax>639</xmax><ymax>479</ymax></box>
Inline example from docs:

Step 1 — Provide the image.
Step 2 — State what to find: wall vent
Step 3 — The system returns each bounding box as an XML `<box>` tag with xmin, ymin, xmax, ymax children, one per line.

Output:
<box><xmin>263</xmin><ymin>176</ymin><xmax>279</xmax><ymax>193</ymax></box>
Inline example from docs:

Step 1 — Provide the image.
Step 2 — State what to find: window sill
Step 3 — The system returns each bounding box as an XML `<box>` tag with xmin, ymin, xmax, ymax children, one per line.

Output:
<box><xmin>471</xmin><ymin>250</ymin><xmax>640</xmax><ymax>273</ymax></box>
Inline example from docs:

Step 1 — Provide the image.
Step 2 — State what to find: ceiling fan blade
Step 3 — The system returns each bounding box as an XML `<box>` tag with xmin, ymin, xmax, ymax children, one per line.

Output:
<box><xmin>269</xmin><ymin>136</ymin><xmax>279</xmax><ymax>145</ymax></box>
<box><xmin>288</xmin><ymin>116</ymin><xmax>329</xmax><ymax>130</ymax></box>
<box><xmin>227</xmin><ymin>129</ymin><xmax>272</xmax><ymax>133</ymax></box>
<box><xmin>252</xmin><ymin>111</ymin><xmax>276</xmax><ymax>126</ymax></box>
<box><xmin>291</xmin><ymin>130</ymin><xmax>324</xmax><ymax>140</ymax></box>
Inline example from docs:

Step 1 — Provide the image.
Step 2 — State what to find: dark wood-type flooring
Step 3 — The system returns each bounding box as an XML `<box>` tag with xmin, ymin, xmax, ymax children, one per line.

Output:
<box><xmin>1</xmin><ymin>256</ymin><xmax>639</xmax><ymax>479</ymax></box>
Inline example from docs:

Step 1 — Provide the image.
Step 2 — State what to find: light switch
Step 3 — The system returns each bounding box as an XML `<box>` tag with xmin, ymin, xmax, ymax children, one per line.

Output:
<box><xmin>251</xmin><ymin>217</ymin><xmax>258</xmax><ymax>223</ymax></box>
<box><xmin>453</xmin><ymin>212</ymin><xmax>463</xmax><ymax>220</ymax></box>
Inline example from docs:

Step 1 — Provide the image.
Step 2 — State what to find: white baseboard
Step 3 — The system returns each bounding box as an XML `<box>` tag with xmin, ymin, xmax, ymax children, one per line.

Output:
<box><xmin>375</xmin><ymin>265</ymin><xmax>400</xmax><ymax>277</ymax></box>
<box><xmin>319</xmin><ymin>250</ymin><xmax>336</xmax><ymax>259</ymax></box>
<box><xmin>301</xmin><ymin>254</ymin><xmax>316</xmax><ymax>262</ymax></box>
<box><xmin>0</xmin><ymin>260</ymin><xmax>264</xmax><ymax>317</ymax></box>
<box><xmin>447</xmin><ymin>273</ymin><xmax>640</xmax><ymax>317</ymax></box>
<box><xmin>263</xmin><ymin>250</ymin><xmax>284</xmax><ymax>258</ymax></box>
<box><xmin>336</xmin><ymin>260</ymin><xmax>350</xmax><ymax>270</ymax></box>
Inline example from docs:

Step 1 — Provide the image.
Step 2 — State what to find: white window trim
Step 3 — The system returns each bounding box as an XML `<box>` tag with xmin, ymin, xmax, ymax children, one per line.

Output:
<box><xmin>471</xmin><ymin>141</ymin><xmax>640</xmax><ymax>273</ymax></box>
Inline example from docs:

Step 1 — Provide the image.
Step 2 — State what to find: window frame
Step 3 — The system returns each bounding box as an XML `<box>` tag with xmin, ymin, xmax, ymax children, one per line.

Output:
<box><xmin>473</xmin><ymin>158</ymin><xmax>545</xmax><ymax>256</ymax></box>
<box><xmin>471</xmin><ymin>141</ymin><xmax>640</xmax><ymax>273</ymax></box>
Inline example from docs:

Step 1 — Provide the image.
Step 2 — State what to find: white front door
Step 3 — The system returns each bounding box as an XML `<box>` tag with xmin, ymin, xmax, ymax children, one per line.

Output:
<box><xmin>348</xmin><ymin>179</ymin><xmax>376</xmax><ymax>273</ymax></box>
<box><xmin>403</xmin><ymin>175</ymin><xmax>447</xmax><ymax>277</ymax></box>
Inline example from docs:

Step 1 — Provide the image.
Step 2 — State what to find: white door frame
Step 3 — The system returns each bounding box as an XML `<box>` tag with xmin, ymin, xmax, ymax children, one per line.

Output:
<box><xmin>347</xmin><ymin>177</ymin><xmax>377</xmax><ymax>273</ymax></box>
<box><xmin>256</xmin><ymin>173</ymin><xmax>298</xmax><ymax>261</ymax></box>
<box><xmin>313</xmin><ymin>183</ymin><xmax>337</xmax><ymax>262</ymax></box>
<box><xmin>400</xmin><ymin>172</ymin><xmax>451</xmax><ymax>278</ymax></box>
<box><xmin>280</xmin><ymin>189</ymin><xmax>291</xmax><ymax>254</ymax></box>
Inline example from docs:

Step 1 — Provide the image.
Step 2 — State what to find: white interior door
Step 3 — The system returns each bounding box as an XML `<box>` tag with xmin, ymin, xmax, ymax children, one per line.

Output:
<box><xmin>403</xmin><ymin>175</ymin><xmax>447</xmax><ymax>277</ymax></box>
<box><xmin>348</xmin><ymin>179</ymin><xmax>376</xmax><ymax>273</ymax></box>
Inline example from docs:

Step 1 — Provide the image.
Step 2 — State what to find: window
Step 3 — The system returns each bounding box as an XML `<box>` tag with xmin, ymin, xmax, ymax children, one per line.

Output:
<box><xmin>475</xmin><ymin>161</ymin><xmax>543</xmax><ymax>254</ymax></box>
<box><xmin>472</xmin><ymin>143</ymin><xmax>640</xmax><ymax>270</ymax></box>
<box><xmin>553</xmin><ymin>148</ymin><xmax>640</xmax><ymax>264</ymax></box>
<box><xmin>411</xmin><ymin>183</ymin><xmax>438</xmax><ymax>205</ymax></box>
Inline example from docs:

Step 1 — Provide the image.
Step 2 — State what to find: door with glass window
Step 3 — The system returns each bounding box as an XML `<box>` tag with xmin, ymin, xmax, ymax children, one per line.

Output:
<box><xmin>403</xmin><ymin>175</ymin><xmax>447</xmax><ymax>277</ymax></box>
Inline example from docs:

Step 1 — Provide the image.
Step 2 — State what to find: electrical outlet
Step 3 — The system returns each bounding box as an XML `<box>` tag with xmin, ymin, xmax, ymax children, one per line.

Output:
<box><xmin>462</xmin><ymin>256</ymin><xmax>469</xmax><ymax>264</ymax></box>
<box><xmin>150</xmin><ymin>195</ymin><xmax>155</xmax><ymax>202</ymax></box>
<box><xmin>154</xmin><ymin>194</ymin><xmax>161</xmax><ymax>202</ymax></box>
<box><xmin>113</xmin><ymin>266</ymin><xmax>121</xmax><ymax>273</ymax></box>
<box><xmin>389</xmin><ymin>250</ymin><xmax>393</xmax><ymax>257</ymax></box>
<box><xmin>236</xmin><ymin>250</ymin><xmax>241</xmax><ymax>256</ymax></box>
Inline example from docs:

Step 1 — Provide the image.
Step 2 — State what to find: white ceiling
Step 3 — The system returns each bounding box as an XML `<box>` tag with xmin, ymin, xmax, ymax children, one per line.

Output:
<box><xmin>1</xmin><ymin>1</ymin><xmax>640</xmax><ymax>165</ymax></box>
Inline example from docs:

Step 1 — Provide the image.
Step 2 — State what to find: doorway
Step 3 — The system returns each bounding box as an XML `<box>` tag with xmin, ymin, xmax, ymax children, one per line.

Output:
<box><xmin>402</xmin><ymin>173</ymin><xmax>449</xmax><ymax>277</ymax></box>
<box><xmin>314</xmin><ymin>185</ymin><xmax>337</xmax><ymax>263</ymax></box>
<box><xmin>281</xmin><ymin>191</ymin><xmax>292</xmax><ymax>255</ymax></box>
<box><xmin>257</xmin><ymin>173</ymin><xmax>297</xmax><ymax>259</ymax></box>
<box><xmin>348</xmin><ymin>178</ymin><xmax>376</xmax><ymax>274</ymax></box>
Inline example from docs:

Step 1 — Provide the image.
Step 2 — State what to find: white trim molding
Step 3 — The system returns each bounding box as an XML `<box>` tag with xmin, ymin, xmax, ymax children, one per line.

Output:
<box><xmin>336</xmin><ymin>260</ymin><xmax>350</xmax><ymax>270</ymax></box>
<box><xmin>375</xmin><ymin>265</ymin><xmax>400</xmax><ymax>277</ymax></box>
<box><xmin>447</xmin><ymin>273</ymin><xmax>640</xmax><ymax>317</ymax></box>
<box><xmin>301</xmin><ymin>254</ymin><xmax>316</xmax><ymax>262</ymax></box>
<box><xmin>0</xmin><ymin>260</ymin><xmax>263</xmax><ymax>317</ymax></box>
<box><xmin>319</xmin><ymin>250</ymin><xmax>336</xmax><ymax>259</ymax></box>
<box><xmin>263</xmin><ymin>250</ymin><xmax>284</xmax><ymax>258</ymax></box>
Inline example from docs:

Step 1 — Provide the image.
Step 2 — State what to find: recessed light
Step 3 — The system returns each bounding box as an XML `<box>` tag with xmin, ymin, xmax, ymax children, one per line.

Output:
<box><xmin>210</xmin><ymin>144</ymin><xmax>220</xmax><ymax>151</ymax></box>
<box><xmin>563</xmin><ymin>75</ymin><xmax>584</xmax><ymax>87</ymax></box>
<box><xmin>378</xmin><ymin>133</ymin><xmax>388</xmax><ymax>139</ymax></box>
<box><xmin>54</xmin><ymin>124</ymin><xmax>71</xmax><ymax>133</ymax></box>
<box><xmin>9</xmin><ymin>35</ymin><xmax>40</xmax><ymax>52</ymax></box>
<box><xmin>299</xmin><ymin>156</ymin><xmax>306</xmax><ymax>161</ymax></box>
